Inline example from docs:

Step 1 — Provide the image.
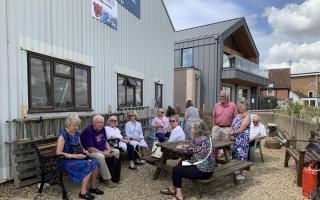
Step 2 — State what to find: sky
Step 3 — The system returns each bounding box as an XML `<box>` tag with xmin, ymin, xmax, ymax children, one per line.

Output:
<box><xmin>163</xmin><ymin>0</ymin><xmax>320</xmax><ymax>74</ymax></box>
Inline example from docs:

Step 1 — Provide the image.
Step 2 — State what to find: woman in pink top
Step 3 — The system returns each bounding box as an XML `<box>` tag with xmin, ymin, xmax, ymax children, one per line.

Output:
<box><xmin>152</xmin><ymin>108</ymin><xmax>170</xmax><ymax>142</ymax></box>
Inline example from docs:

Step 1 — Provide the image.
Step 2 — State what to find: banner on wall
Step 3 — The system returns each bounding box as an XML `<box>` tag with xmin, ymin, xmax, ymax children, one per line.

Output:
<box><xmin>91</xmin><ymin>0</ymin><xmax>118</xmax><ymax>29</ymax></box>
<box><xmin>117</xmin><ymin>0</ymin><xmax>140</xmax><ymax>18</ymax></box>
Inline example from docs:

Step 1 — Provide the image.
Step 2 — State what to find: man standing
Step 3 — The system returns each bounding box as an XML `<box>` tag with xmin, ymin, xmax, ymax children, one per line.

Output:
<box><xmin>81</xmin><ymin>115</ymin><xmax>120</xmax><ymax>187</ymax></box>
<box><xmin>211</xmin><ymin>90</ymin><xmax>238</xmax><ymax>141</ymax></box>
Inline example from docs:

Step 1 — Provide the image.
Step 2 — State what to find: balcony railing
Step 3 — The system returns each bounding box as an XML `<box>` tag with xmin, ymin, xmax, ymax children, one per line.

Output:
<box><xmin>223</xmin><ymin>54</ymin><xmax>268</xmax><ymax>78</ymax></box>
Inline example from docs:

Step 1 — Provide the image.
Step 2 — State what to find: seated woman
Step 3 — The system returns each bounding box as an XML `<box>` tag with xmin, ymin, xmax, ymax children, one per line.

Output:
<box><xmin>125</xmin><ymin>111</ymin><xmax>148</xmax><ymax>164</ymax></box>
<box><xmin>105</xmin><ymin>115</ymin><xmax>139</xmax><ymax>170</ymax></box>
<box><xmin>168</xmin><ymin>115</ymin><xmax>185</xmax><ymax>142</ymax></box>
<box><xmin>56</xmin><ymin>114</ymin><xmax>103</xmax><ymax>200</ymax></box>
<box><xmin>152</xmin><ymin>108</ymin><xmax>170</xmax><ymax>142</ymax></box>
<box><xmin>228</xmin><ymin>101</ymin><xmax>250</xmax><ymax>180</ymax></box>
<box><xmin>160</xmin><ymin>119</ymin><xmax>215</xmax><ymax>200</ymax></box>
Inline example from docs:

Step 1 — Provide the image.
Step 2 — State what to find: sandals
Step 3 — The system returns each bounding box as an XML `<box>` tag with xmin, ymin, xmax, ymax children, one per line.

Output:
<box><xmin>168</xmin><ymin>196</ymin><xmax>183</xmax><ymax>200</ymax></box>
<box><xmin>160</xmin><ymin>187</ymin><xmax>176</xmax><ymax>195</ymax></box>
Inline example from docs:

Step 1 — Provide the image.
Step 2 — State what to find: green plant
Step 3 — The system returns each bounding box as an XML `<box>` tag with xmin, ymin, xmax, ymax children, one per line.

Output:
<box><xmin>287</xmin><ymin>102</ymin><xmax>303</xmax><ymax>116</ymax></box>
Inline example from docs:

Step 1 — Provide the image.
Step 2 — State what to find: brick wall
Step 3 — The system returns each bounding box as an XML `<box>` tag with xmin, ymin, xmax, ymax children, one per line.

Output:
<box><xmin>291</xmin><ymin>75</ymin><xmax>320</xmax><ymax>97</ymax></box>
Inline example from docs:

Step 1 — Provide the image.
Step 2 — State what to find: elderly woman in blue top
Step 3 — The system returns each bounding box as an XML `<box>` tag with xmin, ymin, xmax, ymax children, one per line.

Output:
<box><xmin>160</xmin><ymin>119</ymin><xmax>215</xmax><ymax>200</ymax></box>
<box><xmin>125</xmin><ymin>111</ymin><xmax>148</xmax><ymax>164</ymax></box>
<box><xmin>56</xmin><ymin>114</ymin><xmax>102</xmax><ymax>200</ymax></box>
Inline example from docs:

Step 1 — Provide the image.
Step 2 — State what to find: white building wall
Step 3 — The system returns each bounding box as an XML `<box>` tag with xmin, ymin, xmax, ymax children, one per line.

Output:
<box><xmin>0</xmin><ymin>0</ymin><xmax>174</xmax><ymax>182</ymax></box>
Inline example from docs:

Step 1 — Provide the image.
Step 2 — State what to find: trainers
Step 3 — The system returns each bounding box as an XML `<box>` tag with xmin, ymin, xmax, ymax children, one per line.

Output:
<box><xmin>89</xmin><ymin>187</ymin><xmax>104</xmax><ymax>195</ymax></box>
<box><xmin>134</xmin><ymin>159</ymin><xmax>142</xmax><ymax>165</ymax></box>
<box><xmin>79</xmin><ymin>192</ymin><xmax>95</xmax><ymax>200</ymax></box>
<box><xmin>236</xmin><ymin>174</ymin><xmax>245</xmax><ymax>180</ymax></box>
<box><xmin>235</xmin><ymin>170</ymin><xmax>240</xmax><ymax>175</ymax></box>
<box><xmin>101</xmin><ymin>180</ymin><xmax>117</xmax><ymax>188</ymax></box>
<box><xmin>139</xmin><ymin>159</ymin><xmax>146</xmax><ymax>164</ymax></box>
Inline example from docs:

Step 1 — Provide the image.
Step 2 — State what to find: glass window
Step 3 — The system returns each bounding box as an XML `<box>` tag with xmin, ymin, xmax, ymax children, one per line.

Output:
<box><xmin>308</xmin><ymin>91</ymin><xmax>314</xmax><ymax>97</ymax></box>
<box><xmin>30</xmin><ymin>58</ymin><xmax>52</xmax><ymax>107</ymax></box>
<box><xmin>28</xmin><ymin>53</ymin><xmax>91</xmax><ymax>112</ymax></box>
<box><xmin>222</xmin><ymin>86</ymin><xmax>232</xmax><ymax>99</ymax></box>
<box><xmin>182</xmin><ymin>48</ymin><xmax>193</xmax><ymax>67</ymax></box>
<box><xmin>75</xmin><ymin>67</ymin><xmax>90</xmax><ymax>107</ymax></box>
<box><xmin>117</xmin><ymin>74</ymin><xmax>143</xmax><ymax>108</ymax></box>
<box><xmin>155</xmin><ymin>83</ymin><xmax>163</xmax><ymax>108</ymax></box>
<box><xmin>223</xmin><ymin>54</ymin><xmax>230</xmax><ymax>68</ymax></box>
<box><xmin>238</xmin><ymin>88</ymin><xmax>248</xmax><ymax>101</ymax></box>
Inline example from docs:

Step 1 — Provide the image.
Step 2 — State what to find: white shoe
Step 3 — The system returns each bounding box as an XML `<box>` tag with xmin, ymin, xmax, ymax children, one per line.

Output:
<box><xmin>139</xmin><ymin>159</ymin><xmax>146</xmax><ymax>164</ymax></box>
<box><xmin>236</xmin><ymin>174</ymin><xmax>245</xmax><ymax>180</ymax></box>
<box><xmin>235</xmin><ymin>170</ymin><xmax>240</xmax><ymax>175</ymax></box>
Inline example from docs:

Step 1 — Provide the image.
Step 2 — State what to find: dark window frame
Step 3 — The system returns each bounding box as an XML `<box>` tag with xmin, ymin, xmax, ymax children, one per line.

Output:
<box><xmin>27</xmin><ymin>52</ymin><xmax>92</xmax><ymax>113</ymax></box>
<box><xmin>117</xmin><ymin>74</ymin><xmax>143</xmax><ymax>109</ymax></box>
<box><xmin>181</xmin><ymin>48</ymin><xmax>193</xmax><ymax>67</ymax></box>
<box><xmin>155</xmin><ymin>83</ymin><xmax>163</xmax><ymax>108</ymax></box>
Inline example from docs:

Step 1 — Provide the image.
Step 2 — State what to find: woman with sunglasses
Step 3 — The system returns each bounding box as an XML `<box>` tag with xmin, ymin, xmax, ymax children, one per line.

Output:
<box><xmin>105</xmin><ymin>115</ymin><xmax>139</xmax><ymax>170</ymax></box>
<box><xmin>168</xmin><ymin>115</ymin><xmax>185</xmax><ymax>142</ymax></box>
<box><xmin>125</xmin><ymin>111</ymin><xmax>148</xmax><ymax>164</ymax></box>
<box><xmin>152</xmin><ymin>108</ymin><xmax>170</xmax><ymax>142</ymax></box>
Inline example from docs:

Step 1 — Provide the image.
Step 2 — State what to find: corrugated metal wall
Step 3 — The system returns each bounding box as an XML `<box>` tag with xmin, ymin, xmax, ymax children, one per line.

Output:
<box><xmin>175</xmin><ymin>37</ymin><xmax>222</xmax><ymax>111</ymax></box>
<box><xmin>0</xmin><ymin>0</ymin><xmax>174</xmax><ymax>182</ymax></box>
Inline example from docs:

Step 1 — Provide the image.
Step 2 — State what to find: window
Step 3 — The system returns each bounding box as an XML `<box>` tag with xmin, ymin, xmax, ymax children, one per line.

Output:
<box><xmin>155</xmin><ymin>83</ymin><xmax>163</xmax><ymax>108</ymax></box>
<box><xmin>181</xmin><ymin>48</ymin><xmax>193</xmax><ymax>67</ymax></box>
<box><xmin>117</xmin><ymin>74</ymin><xmax>143</xmax><ymax>108</ymax></box>
<box><xmin>222</xmin><ymin>86</ymin><xmax>232</xmax><ymax>99</ymax></box>
<box><xmin>28</xmin><ymin>52</ymin><xmax>91</xmax><ymax>112</ymax></box>
<box><xmin>238</xmin><ymin>88</ymin><xmax>248</xmax><ymax>101</ymax></box>
<box><xmin>308</xmin><ymin>91</ymin><xmax>314</xmax><ymax>98</ymax></box>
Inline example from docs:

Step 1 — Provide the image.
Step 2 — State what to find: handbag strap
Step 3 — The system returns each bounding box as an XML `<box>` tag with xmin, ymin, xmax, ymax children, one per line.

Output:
<box><xmin>188</xmin><ymin>136</ymin><xmax>213</xmax><ymax>166</ymax></box>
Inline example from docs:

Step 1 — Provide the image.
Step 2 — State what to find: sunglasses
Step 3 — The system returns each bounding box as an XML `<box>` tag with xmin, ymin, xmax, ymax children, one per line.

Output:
<box><xmin>110</xmin><ymin>119</ymin><xmax>118</xmax><ymax>122</ymax></box>
<box><xmin>169</xmin><ymin>120</ymin><xmax>176</xmax><ymax>123</ymax></box>
<box><xmin>129</xmin><ymin>115</ymin><xmax>135</xmax><ymax>117</ymax></box>
<box><xmin>161</xmin><ymin>112</ymin><xmax>165</xmax><ymax>113</ymax></box>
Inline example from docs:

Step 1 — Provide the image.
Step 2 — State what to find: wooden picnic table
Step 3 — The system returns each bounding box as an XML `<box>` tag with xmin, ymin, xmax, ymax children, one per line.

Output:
<box><xmin>152</xmin><ymin>140</ymin><xmax>233</xmax><ymax>179</ymax></box>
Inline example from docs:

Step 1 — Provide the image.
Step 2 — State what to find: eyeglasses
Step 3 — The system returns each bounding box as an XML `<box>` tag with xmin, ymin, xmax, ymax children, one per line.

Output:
<box><xmin>110</xmin><ymin>119</ymin><xmax>117</xmax><ymax>122</ymax></box>
<box><xmin>161</xmin><ymin>112</ymin><xmax>165</xmax><ymax>114</ymax></box>
<box><xmin>253</xmin><ymin>121</ymin><xmax>259</xmax><ymax>124</ymax></box>
<box><xmin>169</xmin><ymin>120</ymin><xmax>176</xmax><ymax>123</ymax></box>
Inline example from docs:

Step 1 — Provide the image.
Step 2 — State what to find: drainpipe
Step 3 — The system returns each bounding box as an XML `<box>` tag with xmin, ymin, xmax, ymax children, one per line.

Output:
<box><xmin>215</xmin><ymin>35</ymin><xmax>221</xmax><ymax>104</ymax></box>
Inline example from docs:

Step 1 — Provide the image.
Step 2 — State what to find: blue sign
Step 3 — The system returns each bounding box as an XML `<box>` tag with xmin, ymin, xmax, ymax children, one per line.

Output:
<box><xmin>117</xmin><ymin>0</ymin><xmax>140</xmax><ymax>18</ymax></box>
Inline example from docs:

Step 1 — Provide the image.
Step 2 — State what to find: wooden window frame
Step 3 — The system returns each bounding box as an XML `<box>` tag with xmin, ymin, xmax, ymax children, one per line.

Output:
<box><xmin>155</xmin><ymin>83</ymin><xmax>163</xmax><ymax>108</ymax></box>
<box><xmin>117</xmin><ymin>74</ymin><xmax>143</xmax><ymax>109</ymax></box>
<box><xmin>27</xmin><ymin>52</ymin><xmax>92</xmax><ymax>113</ymax></box>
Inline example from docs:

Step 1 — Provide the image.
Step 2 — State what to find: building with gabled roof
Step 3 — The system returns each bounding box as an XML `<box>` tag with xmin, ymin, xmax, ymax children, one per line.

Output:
<box><xmin>174</xmin><ymin>17</ymin><xmax>269</xmax><ymax>112</ymax></box>
<box><xmin>261</xmin><ymin>68</ymin><xmax>291</xmax><ymax>100</ymax></box>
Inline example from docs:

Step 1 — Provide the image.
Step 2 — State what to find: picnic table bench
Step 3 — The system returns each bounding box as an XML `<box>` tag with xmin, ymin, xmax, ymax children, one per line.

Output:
<box><xmin>32</xmin><ymin>142</ymin><xmax>68</xmax><ymax>200</ymax></box>
<box><xmin>190</xmin><ymin>160</ymin><xmax>252</xmax><ymax>199</ymax></box>
<box><xmin>145</xmin><ymin>140</ymin><xmax>252</xmax><ymax>199</ymax></box>
<box><xmin>283</xmin><ymin>130</ymin><xmax>320</xmax><ymax>187</ymax></box>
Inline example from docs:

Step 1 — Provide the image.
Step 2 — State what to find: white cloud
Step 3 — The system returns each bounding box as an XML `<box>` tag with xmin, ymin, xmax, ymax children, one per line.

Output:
<box><xmin>263</xmin><ymin>0</ymin><xmax>320</xmax><ymax>41</ymax></box>
<box><xmin>163</xmin><ymin>0</ymin><xmax>248</xmax><ymax>30</ymax></box>
<box><xmin>266</xmin><ymin>41</ymin><xmax>320</xmax><ymax>73</ymax></box>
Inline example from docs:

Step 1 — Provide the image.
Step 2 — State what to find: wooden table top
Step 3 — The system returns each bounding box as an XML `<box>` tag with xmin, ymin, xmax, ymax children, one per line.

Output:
<box><xmin>156</xmin><ymin>140</ymin><xmax>233</xmax><ymax>153</ymax></box>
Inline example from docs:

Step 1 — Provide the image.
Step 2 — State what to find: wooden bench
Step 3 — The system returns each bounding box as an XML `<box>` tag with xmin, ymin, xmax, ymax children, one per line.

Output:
<box><xmin>32</xmin><ymin>142</ymin><xmax>68</xmax><ymax>200</ymax></box>
<box><xmin>284</xmin><ymin>139</ymin><xmax>317</xmax><ymax>187</ymax></box>
<box><xmin>190</xmin><ymin>160</ymin><xmax>252</xmax><ymax>199</ymax></box>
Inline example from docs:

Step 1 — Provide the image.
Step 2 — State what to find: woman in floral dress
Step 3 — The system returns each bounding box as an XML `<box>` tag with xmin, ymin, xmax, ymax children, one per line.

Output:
<box><xmin>229</xmin><ymin>101</ymin><xmax>250</xmax><ymax>180</ymax></box>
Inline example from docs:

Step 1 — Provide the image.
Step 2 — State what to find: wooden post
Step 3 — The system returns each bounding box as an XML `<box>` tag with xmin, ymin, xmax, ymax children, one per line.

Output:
<box><xmin>298</xmin><ymin>150</ymin><xmax>305</xmax><ymax>187</ymax></box>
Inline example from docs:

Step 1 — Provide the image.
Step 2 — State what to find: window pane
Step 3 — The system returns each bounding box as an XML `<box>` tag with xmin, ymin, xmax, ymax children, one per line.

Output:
<box><xmin>75</xmin><ymin>68</ymin><xmax>89</xmax><ymax>107</ymax></box>
<box><xmin>155</xmin><ymin>83</ymin><xmax>162</xmax><ymax>107</ymax></box>
<box><xmin>136</xmin><ymin>81</ymin><xmax>142</xmax><ymax>106</ymax></box>
<box><xmin>127</xmin><ymin>87</ymin><xmax>134</xmax><ymax>106</ymax></box>
<box><xmin>30</xmin><ymin>57</ymin><xmax>51</xmax><ymax>107</ymax></box>
<box><xmin>182</xmin><ymin>48</ymin><xmax>192</xmax><ymax>67</ymax></box>
<box><xmin>118</xmin><ymin>76</ymin><xmax>126</xmax><ymax>107</ymax></box>
<box><xmin>54</xmin><ymin>77</ymin><xmax>72</xmax><ymax>108</ymax></box>
<box><xmin>55</xmin><ymin>63</ymin><xmax>71</xmax><ymax>75</ymax></box>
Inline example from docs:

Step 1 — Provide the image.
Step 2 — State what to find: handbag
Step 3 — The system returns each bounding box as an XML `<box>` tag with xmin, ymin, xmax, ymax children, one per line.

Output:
<box><xmin>108</xmin><ymin>138</ymin><xmax>120</xmax><ymax>148</ymax></box>
<box><xmin>65</xmin><ymin>130</ymin><xmax>83</xmax><ymax>154</ymax></box>
<box><xmin>151</xmin><ymin>141</ymin><xmax>163</xmax><ymax>158</ymax></box>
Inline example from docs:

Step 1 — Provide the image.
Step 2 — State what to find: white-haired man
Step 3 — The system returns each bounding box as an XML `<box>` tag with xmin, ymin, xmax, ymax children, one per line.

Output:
<box><xmin>81</xmin><ymin>115</ymin><xmax>120</xmax><ymax>187</ymax></box>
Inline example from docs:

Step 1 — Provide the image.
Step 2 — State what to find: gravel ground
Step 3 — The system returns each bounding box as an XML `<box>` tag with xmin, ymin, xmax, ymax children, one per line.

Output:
<box><xmin>0</xmin><ymin>144</ymin><xmax>307</xmax><ymax>200</ymax></box>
